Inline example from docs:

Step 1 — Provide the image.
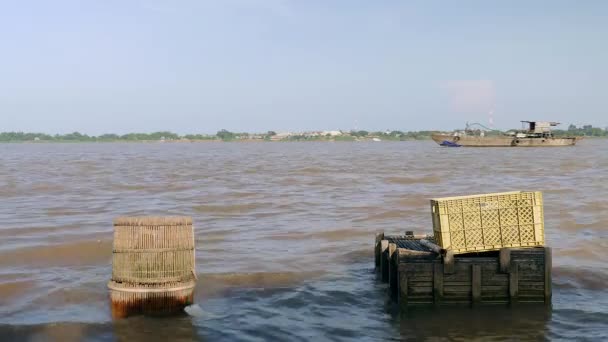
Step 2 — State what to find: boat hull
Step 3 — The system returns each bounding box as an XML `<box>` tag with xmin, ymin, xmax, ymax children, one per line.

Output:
<box><xmin>431</xmin><ymin>134</ymin><xmax>578</xmax><ymax>147</ymax></box>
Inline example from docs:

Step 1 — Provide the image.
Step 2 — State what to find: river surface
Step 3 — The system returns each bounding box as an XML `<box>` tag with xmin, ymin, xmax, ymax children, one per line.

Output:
<box><xmin>0</xmin><ymin>140</ymin><xmax>607</xmax><ymax>341</ymax></box>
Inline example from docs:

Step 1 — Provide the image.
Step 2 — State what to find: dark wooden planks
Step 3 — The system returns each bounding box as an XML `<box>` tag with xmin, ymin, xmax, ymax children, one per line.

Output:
<box><xmin>544</xmin><ymin>247</ymin><xmax>552</xmax><ymax>303</ymax></box>
<box><xmin>376</xmin><ymin>235</ymin><xmax>551</xmax><ymax>307</ymax></box>
<box><xmin>433</xmin><ymin>263</ymin><xmax>444</xmax><ymax>305</ymax></box>
<box><xmin>472</xmin><ymin>265</ymin><xmax>482</xmax><ymax>304</ymax></box>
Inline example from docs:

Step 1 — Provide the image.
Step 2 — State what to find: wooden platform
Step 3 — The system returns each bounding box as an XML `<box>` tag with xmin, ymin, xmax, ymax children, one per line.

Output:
<box><xmin>375</xmin><ymin>232</ymin><xmax>552</xmax><ymax>307</ymax></box>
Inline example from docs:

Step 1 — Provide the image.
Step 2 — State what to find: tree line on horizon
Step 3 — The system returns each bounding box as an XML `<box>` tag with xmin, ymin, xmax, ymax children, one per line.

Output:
<box><xmin>558</xmin><ymin>124</ymin><xmax>608</xmax><ymax>137</ymax></box>
<box><xmin>0</xmin><ymin>129</ymin><xmax>430</xmax><ymax>142</ymax></box>
<box><xmin>0</xmin><ymin>124</ymin><xmax>606</xmax><ymax>142</ymax></box>
<box><xmin>0</xmin><ymin>129</ymin><xmax>438</xmax><ymax>142</ymax></box>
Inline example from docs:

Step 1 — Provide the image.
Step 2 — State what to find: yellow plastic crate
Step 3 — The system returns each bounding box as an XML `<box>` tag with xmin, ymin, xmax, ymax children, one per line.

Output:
<box><xmin>431</xmin><ymin>191</ymin><xmax>544</xmax><ymax>254</ymax></box>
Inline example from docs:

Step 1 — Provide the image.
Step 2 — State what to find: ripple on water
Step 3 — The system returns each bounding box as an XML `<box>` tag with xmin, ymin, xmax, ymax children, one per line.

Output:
<box><xmin>0</xmin><ymin>240</ymin><xmax>112</xmax><ymax>268</ymax></box>
<box><xmin>384</xmin><ymin>175</ymin><xmax>441</xmax><ymax>185</ymax></box>
<box><xmin>265</xmin><ymin>228</ymin><xmax>374</xmax><ymax>242</ymax></box>
<box><xmin>553</xmin><ymin>266</ymin><xmax>608</xmax><ymax>291</ymax></box>
<box><xmin>193</xmin><ymin>202</ymin><xmax>271</xmax><ymax>215</ymax></box>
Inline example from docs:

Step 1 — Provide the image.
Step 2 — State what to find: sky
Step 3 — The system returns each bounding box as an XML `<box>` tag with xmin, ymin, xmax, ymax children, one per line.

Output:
<box><xmin>1</xmin><ymin>0</ymin><xmax>607</xmax><ymax>134</ymax></box>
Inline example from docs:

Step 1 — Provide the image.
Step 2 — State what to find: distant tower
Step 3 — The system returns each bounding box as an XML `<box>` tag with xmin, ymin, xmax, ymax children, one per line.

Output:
<box><xmin>488</xmin><ymin>110</ymin><xmax>495</xmax><ymax>129</ymax></box>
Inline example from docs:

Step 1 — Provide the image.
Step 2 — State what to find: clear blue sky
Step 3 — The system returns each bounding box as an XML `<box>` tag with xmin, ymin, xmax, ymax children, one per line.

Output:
<box><xmin>1</xmin><ymin>0</ymin><xmax>606</xmax><ymax>134</ymax></box>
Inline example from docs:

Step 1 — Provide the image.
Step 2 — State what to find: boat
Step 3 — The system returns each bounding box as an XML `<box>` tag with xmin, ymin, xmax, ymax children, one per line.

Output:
<box><xmin>439</xmin><ymin>140</ymin><xmax>462</xmax><ymax>147</ymax></box>
<box><xmin>432</xmin><ymin>121</ymin><xmax>579</xmax><ymax>147</ymax></box>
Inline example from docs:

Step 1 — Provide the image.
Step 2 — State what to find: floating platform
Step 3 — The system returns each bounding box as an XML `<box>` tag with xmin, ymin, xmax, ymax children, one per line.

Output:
<box><xmin>375</xmin><ymin>232</ymin><xmax>552</xmax><ymax>307</ymax></box>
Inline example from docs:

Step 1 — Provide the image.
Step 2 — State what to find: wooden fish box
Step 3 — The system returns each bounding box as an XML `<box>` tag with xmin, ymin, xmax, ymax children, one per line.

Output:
<box><xmin>375</xmin><ymin>233</ymin><xmax>551</xmax><ymax>307</ymax></box>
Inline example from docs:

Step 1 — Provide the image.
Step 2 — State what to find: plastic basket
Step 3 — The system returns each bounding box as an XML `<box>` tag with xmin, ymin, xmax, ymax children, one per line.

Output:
<box><xmin>431</xmin><ymin>191</ymin><xmax>544</xmax><ymax>253</ymax></box>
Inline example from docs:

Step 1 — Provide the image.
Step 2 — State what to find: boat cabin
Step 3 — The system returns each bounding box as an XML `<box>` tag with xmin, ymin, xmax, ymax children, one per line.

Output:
<box><xmin>521</xmin><ymin>121</ymin><xmax>560</xmax><ymax>134</ymax></box>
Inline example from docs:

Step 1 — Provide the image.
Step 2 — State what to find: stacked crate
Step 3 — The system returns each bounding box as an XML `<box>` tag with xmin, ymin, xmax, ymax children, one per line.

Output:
<box><xmin>376</xmin><ymin>191</ymin><xmax>551</xmax><ymax>307</ymax></box>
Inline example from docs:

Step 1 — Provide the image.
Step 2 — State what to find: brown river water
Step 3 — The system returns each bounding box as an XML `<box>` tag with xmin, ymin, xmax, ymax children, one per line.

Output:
<box><xmin>0</xmin><ymin>141</ymin><xmax>607</xmax><ymax>341</ymax></box>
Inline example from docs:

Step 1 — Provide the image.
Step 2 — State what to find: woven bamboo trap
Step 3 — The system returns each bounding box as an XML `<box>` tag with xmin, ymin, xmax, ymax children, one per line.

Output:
<box><xmin>108</xmin><ymin>216</ymin><xmax>197</xmax><ymax>318</ymax></box>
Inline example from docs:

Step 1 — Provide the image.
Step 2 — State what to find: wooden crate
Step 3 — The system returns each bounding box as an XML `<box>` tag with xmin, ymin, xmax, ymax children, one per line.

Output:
<box><xmin>375</xmin><ymin>233</ymin><xmax>551</xmax><ymax>307</ymax></box>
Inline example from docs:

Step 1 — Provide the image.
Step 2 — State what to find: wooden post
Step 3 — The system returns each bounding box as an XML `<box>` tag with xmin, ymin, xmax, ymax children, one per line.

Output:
<box><xmin>499</xmin><ymin>248</ymin><xmax>511</xmax><ymax>273</ymax></box>
<box><xmin>375</xmin><ymin>232</ymin><xmax>384</xmax><ymax>268</ymax></box>
<box><xmin>398</xmin><ymin>264</ymin><xmax>408</xmax><ymax>310</ymax></box>
<box><xmin>433</xmin><ymin>263</ymin><xmax>444</xmax><ymax>305</ymax></box>
<box><xmin>509</xmin><ymin>263</ymin><xmax>519</xmax><ymax>304</ymax></box>
<box><xmin>544</xmin><ymin>247</ymin><xmax>552</xmax><ymax>303</ymax></box>
<box><xmin>388</xmin><ymin>243</ymin><xmax>398</xmax><ymax>297</ymax></box>
<box><xmin>472</xmin><ymin>265</ymin><xmax>481</xmax><ymax>304</ymax></box>
<box><xmin>388</xmin><ymin>243</ymin><xmax>397</xmax><ymax>260</ymax></box>
<box><xmin>443</xmin><ymin>250</ymin><xmax>455</xmax><ymax>274</ymax></box>
<box><xmin>380</xmin><ymin>240</ymin><xmax>389</xmax><ymax>282</ymax></box>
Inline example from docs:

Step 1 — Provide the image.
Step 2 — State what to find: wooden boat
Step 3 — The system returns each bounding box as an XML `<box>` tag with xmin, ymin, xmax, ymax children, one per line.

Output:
<box><xmin>432</xmin><ymin>121</ymin><xmax>579</xmax><ymax>147</ymax></box>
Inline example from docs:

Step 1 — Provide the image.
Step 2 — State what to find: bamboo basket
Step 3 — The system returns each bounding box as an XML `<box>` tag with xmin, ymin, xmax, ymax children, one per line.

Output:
<box><xmin>108</xmin><ymin>216</ymin><xmax>196</xmax><ymax>318</ymax></box>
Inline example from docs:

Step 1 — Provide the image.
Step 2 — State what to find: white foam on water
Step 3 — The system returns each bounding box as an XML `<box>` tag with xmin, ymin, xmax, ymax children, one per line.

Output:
<box><xmin>184</xmin><ymin>304</ymin><xmax>217</xmax><ymax>319</ymax></box>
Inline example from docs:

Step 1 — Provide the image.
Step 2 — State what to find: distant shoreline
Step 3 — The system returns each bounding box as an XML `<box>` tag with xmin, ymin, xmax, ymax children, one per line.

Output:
<box><xmin>1</xmin><ymin>126</ymin><xmax>605</xmax><ymax>143</ymax></box>
<box><xmin>3</xmin><ymin>137</ymin><xmax>607</xmax><ymax>144</ymax></box>
<box><xmin>0</xmin><ymin>130</ymin><xmax>435</xmax><ymax>143</ymax></box>
<box><xmin>0</xmin><ymin>138</ymin><xmax>434</xmax><ymax>144</ymax></box>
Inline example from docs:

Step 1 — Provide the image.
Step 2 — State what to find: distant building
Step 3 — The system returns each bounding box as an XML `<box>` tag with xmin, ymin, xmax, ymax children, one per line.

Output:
<box><xmin>271</xmin><ymin>132</ymin><xmax>292</xmax><ymax>141</ymax></box>
<box><xmin>322</xmin><ymin>130</ymin><xmax>343</xmax><ymax>137</ymax></box>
